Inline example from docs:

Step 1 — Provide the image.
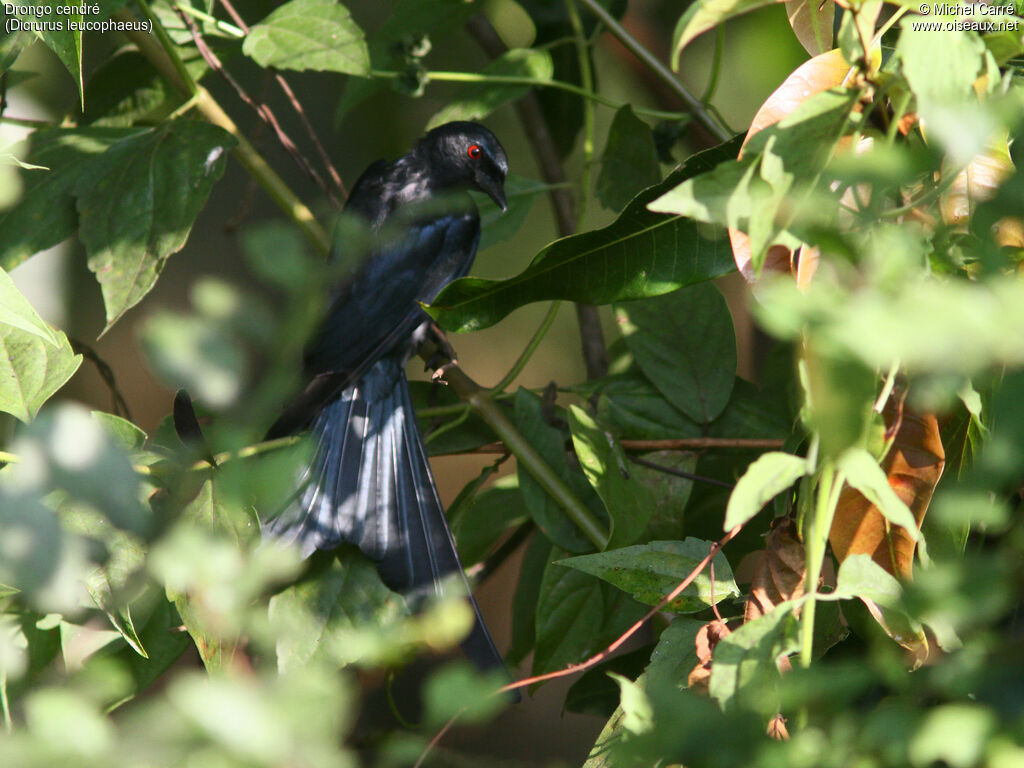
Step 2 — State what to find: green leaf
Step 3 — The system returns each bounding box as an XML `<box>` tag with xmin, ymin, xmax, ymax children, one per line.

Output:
<box><xmin>423</xmin><ymin>662</ymin><xmax>509</xmax><ymax>727</ymax></box>
<box><xmin>588</xmin><ymin>373</ymin><xmax>703</xmax><ymax>440</ymax></box>
<box><xmin>507</xmin><ymin>534</ymin><xmax>552</xmax><ymax>665</ymax></box>
<box><xmin>513</xmin><ymin>388</ymin><xmax>605</xmax><ymax>553</ymax></box>
<box><xmin>140</xmin><ymin>312</ymin><xmax>246</xmax><ymax>409</ymax></box>
<box><xmin>909</xmin><ymin>704</ymin><xmax>997</xmax><ymax>768</ymax></box>
<box><xmin>22</xmin><ymin>11</ymin><xmax>84</xmax><ymax>108</ymax></box>
<box><xmin>837</xmin><ymin>448</ymin><xmax>920</xmax><ymax>540</ymax></box>
<box><xmin>269</xmin><ymin>552</ymin><xmax>407</xmax><ymax>671</ymax></box>
<box><xmin>426</xmin><ymin>48</ymin><xmax>552</xmax><ymax>130</ymax></box>
<box><xmin>723</xmin><ymin>452</ymin><xmax>808</xmax><ymax>530</ymax></box>
<box><xmin>91</xmin><ymin>411</ymin><xmax>147</xmax><ymax>453</ymax></box>
<box><xmin>0</xmin><ymin>128</ymin><xmax>128</xmax><ymax>272</ymax></box>
<box><xmin>615</xmin><ymin>282</ymin><xmax>736</xmax><ymax>423</ymax></box>
<box><xmin>708</xmin><ymin>602</ymin><xmax>799</xmax><ymax>709</ymax></box>
<box><xmin>565</xmin><ymin>646</ymin><xmax>653</xmax><ymax>717</ymax></box>
<box><xmin>243</xmin><ymin>0</ymin><xmax>370</xmax><ymax>74</ymax></box>
<box><xmin>597</xmin><ymin>106</ymin><xmax>661</xmax><ymax>212</ymax></box>
<box><xmin>181</xmin><ymin>476</ymin><xmax>259</xmax><ymax>547</ymax></box>
<box><xmin>671</xmin><ymin>0</ymin><xmax>779</xmax><ymax>67</ymax></box>
<box><xmin>0</xmin><ymin>324</ymin><xmax>81</xmax><ymax>422</ymax></box>
<box><xmin>645</xmin><ymin>617</ymin><xmax>704</xmax><ymax>689</ymax></box>
<box><xmin>77</xmin><ymin>121</ymin><xmax>235</xmax><ymax>329</ymax></box>
<box><xmin>0</xmin><ymin>30</ymin><xmax>32</xmax><ymax>73</ymax></box>
<box><xmin>80</xmin><ymin>50</ymin><xmax>179</xmax><ymax>128</ymax></box>
<box><xmin>608</xmin><ymin>673</ymin><xmax>654</xmax><ymax>735</ymax></box>
<box><xmin>835</xmin><ymin>554</ymin><xmax>925</xmax><ymax>649</ymax></box>
<box><xmin>558</xmin><ymin>539</ymin><xmax>739</xmax><ymax>613</ymax></box>
<box><xmin>568</xmin><ymin>405</ymin><xmax>651</xmax><ymax>549</ymax></box>
<box><xmin>0</xmin><ymin>266</ymin><xmax>58</xmax><ymax>344</ymax></box>
<box><xmin>426</xmin><ymin>137</ymin><xmax>741</xmax><ymax>332</ymax></box>
<box><xmin>649</xmin><ymin>91</ymin><xmax>856</xmax><ymax>270</ymax></box>
<box><xmin>451</xmin><ymin>475</ymin><xmax>528</xmax><ymax>566</ymax></box>
<box><xmin>533</xmin><ymin>556</ymin><xmax>604</xmax><ymax>674</ymax></box>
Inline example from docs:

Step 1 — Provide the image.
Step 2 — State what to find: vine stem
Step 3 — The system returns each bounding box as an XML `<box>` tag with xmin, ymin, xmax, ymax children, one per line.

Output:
<box><xmin>800</xmin><ymin>461</ymin><xmax>845</xmax><ymax>668</ymax></box>
<box><xmin>491</xmin><ymin>302</ymin><xmax>562</xmax><ymax>393</ymax></box>
<box><xmin>574</xmin><ymin>0</ymin><xmax>730</xmax><ymax>143</ymax></box>
<box><xmin>369</xmin><ymin>70</ymin><xmax>689</xmax><ymax>122</ymax></box>
<box><xmin>566</xmin><ymin>0</ymin><xmax>595</xmax><ymax>228</ymax></box>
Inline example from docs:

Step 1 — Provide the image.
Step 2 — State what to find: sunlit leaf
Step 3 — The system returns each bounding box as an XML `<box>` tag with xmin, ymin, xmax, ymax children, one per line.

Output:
<box><xmin>426</xmin><ymin>139</ymin><xmax>741</xmax><ymax>332</ymax></box>
<box><xmin>558</xmin><ymin>539</ymin><xmax>739</xmax><ymax>613</ymax></box>
<box><xmin>723</xmin><ymin>452</ymin><xmax>808</xmax><ymax>530</ymax></box>
<box><xmin>243</xmin><ymin>0</ymin><xmax>370</xmax><ymax>74</ymax></box>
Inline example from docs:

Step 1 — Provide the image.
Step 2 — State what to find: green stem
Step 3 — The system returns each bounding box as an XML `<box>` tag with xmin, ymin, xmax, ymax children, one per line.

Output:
<box><xmin>492</xmin><ymin>302</ymin><xmax>562</xmax><ymax>393</ymax></box>
<box><xmin>573</xmin><ymin>0</ymin><xmax>730</xmax><ymax>142</ymax></box>
<box><xmin>800</xmin><ymin>461</ymin><xmax>845</xmax><ymax>668</ymax></box>
<box><xmin>440</xmin><ymin>361</ymin><xmax>609</xmax><ymax>550</ymax></box>
<box><xmin>369</xmin><ymin>70</ymin><xmax>688</xmax><ymax>122</ymax></box>
<box><xmin>135</xmin><ymin>435</ymin><xmax>303</xmax><ymax>477</ymax></box>
<box><xmin>133</xmin><ymin>0</ymin><xmax>197</xmax><ymax>96</ymax></box>
<box><xmin>566</xmin><ymin>0</ymin><xmax>595</xmax><ymax>227</ymax></box>
<box><xmin>173</xmin><ymin>3</ymin><xmax>246</xmax><ymax>38</ymax></box>
<box><xmin>700</xmin><ymin>25</ymin><xmax>725</xmax><ymax>105</ymax></box>
<box><xmin>0</xmin><ymin>673</ymin><xmax>9</xmax><ymax>734</ymax></box>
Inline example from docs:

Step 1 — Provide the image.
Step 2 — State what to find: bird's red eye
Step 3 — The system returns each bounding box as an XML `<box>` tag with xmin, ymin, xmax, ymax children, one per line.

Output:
<box><xmin>468</xmin><ymin>144</ymin><xmax>482</xmax><ymax>159</ymax></box>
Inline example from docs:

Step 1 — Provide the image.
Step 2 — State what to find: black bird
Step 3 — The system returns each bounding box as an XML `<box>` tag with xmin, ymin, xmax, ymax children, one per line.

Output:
<box><xmin>264</xmin><ymin>122</ymin><xmax>509</xmax><ymax>672</ymax></box>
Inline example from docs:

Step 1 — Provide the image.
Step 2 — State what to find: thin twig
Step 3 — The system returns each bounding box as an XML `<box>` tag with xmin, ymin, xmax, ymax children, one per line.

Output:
<box><xmin>69</xmin><ymin>338</ymin><xmax>133</xmax><ymax>421</ymax></box>
<box><xmin>210</xmin><ymin>0</ymin><xmax>347</xmax><ymax>201</ymax></box>
<box><xmin>177</xmin><ymin>7</ymin><xmax>343</xmax><ymax>208</ymax></box>
<box><xmin>628</xmin><ymin>455</ymin><xmax>734</xmax><ymax>489</ymax></box>
<box><xmin>502</xmin><ymin>523</ymin><xmax>741</xmax><ymax>692</ymax></box>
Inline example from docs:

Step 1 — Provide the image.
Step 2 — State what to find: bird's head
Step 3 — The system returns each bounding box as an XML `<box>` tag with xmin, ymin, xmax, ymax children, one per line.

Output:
<box><xmin>418</xmin><ymin>121</ymin><xmax>509</xmax><ymax>211</ymax></box>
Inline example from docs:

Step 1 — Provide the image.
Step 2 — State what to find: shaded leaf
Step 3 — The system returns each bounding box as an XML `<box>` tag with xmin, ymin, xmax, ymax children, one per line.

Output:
<box><xmin>565</xmin><ymin>645</ymin><xmax>653</xmax><ymax>717</ymax></box>
<box><xmin>589</xmin><ymin>373</ymin><xmax>703</xmax><ymax>441</ymax></box>
<box><xmin>568</xmin><ymin>405</ymin><xmax>651</xmax><ymax>549</ymax></box>
<box><xmin>831</xmin><ymin>400</ymin><xmax>944</xmax><ymax>579</ymax></box>
<box><xmin>533</xmin><ymin>556</ymin><xmax>605</xmax><ymax>674</ymax></box>
<box><xmin>673</xmin><ymin>0</ymin><xmax>782</xmax><ymax>66</ymax></box>
<box><xmin>243</xmin><ymin>0</ymin><xmax>370</xmax><ymax>74</ymax></box>
<box><xmin>597</xmin><ymin>106</ymin><xmax>661</xmax><ymax>212</ymax></box>
<box><xmin>426</xmin><ymin>48</ymin><xmax>552</xmax><ymax>129</ymax></box>
<box><xmin>647</xmin><ymin>616</ymin><xmax>704</xmax><ymax>690</ymax></box>
<box><xmin>507</xmin><ymin>534</ymin><xmax>552</xmax><ymax>666</ymax></box>
<box><xmin>426</xmin><ymin>138</ymin><xmax>741</xmax><ymax>332</ymax></box>
<box><xmin>476</xmin><ymin>174</ymin><xmax>548</xmax><ymax>252</ymax></box>
<box><xmin>268</xmin><ymin>552</ymin><xmax>407</xmax><ymax>672</ymax></box>
<box><xmin>616</xmin><ymin>282</ymin><xmax>736</xmax><ymax>423</ymax></box>
<box><xmin>558</xmin><ymin>539</ymin><xmax>739</xmax><ymax>614</ymax></box>
<box><xmin>723</xmin><ymin>452</ymin><xmax>808</xmax><ymax>530</ymax></box>
<box><xmin>709</xmin><ymin>602</ymin><xmax>799</xmax><ymax>709</ymax></box>
<box><xmin>513</xmin><ymin>388</ymin><xmax>604</xmax><ymax>553</ymax></box>
<box><xmin>451</xmin><ymin>474</ymin><xmax>528</xmax><ymax>566</ymax></box>
<box><xmin>78</xmin><ymin>121</ymin><xmax>234</xmax><ymax>329</ymax></box>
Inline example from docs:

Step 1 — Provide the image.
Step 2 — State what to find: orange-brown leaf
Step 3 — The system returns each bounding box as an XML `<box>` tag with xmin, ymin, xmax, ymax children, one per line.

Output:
<box><xmin>744</xmin><ymin>516</ymin><xmax>807</xmax><ymax>622</ymax></box>
<box><xmin>687</xmin><ymin>619</ymin><xmax>732</xmax><ymax>694</ymax></box>
<box><xmin>829</xmin><ymin>398</ymin><xmax>945</xmax><ymax>579</ymax></box>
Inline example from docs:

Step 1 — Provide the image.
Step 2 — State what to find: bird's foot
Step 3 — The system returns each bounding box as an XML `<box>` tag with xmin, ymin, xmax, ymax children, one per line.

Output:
<box><xmin>430</xmin><ymin>359</ymin><xmax>459</xmax><ymax>384</ymax></box>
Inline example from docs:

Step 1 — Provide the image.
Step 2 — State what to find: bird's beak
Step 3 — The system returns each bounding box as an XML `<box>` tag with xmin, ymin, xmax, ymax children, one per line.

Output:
<box><xmin>478</xmin><ymin>174</ymin><xmax>507</xmax><ymax>212</ymax></box>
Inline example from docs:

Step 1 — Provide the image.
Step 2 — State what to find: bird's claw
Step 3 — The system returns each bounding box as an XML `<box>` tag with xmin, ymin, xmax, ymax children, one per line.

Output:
<box><xmin>430</xmin><ymin>359</ymin><xmax>459</xmax><ymax>383</ymax></box>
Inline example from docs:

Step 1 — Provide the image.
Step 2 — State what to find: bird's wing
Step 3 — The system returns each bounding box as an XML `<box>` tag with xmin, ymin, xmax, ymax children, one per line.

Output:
<box><xmin>302</xmin><ymin>210</ymin><xmax>480</xmax><ymax>378</ymax></box>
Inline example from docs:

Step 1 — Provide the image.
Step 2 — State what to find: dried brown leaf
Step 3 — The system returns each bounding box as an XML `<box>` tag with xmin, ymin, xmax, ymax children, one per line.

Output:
<box><xmin>829</xmin><ymin>397</ymin><xmax>945</xmax><ymax>579</ymax></box>
<box><xmin>687</xmin><ymin>619</ymin><xmax>732</xmax><ymax>694</ymax></box>
<box><xmin>744</xmin><ymin>516</ymin><xmax>807</xmax><ymax>622</ymax></box>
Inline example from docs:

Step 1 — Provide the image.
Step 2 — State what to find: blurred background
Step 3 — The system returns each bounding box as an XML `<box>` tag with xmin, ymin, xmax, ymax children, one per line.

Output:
<box><xmin>4</xmin><ymin>0</ymin><xmax>807</xmax><ymax>762</ymax></box>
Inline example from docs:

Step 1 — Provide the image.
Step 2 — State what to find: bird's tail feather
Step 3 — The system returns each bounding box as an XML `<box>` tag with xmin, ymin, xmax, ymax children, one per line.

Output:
<box><xmin>265</xmin><ymin>362</ymin><xmax>504</xmax><ymax>672</ymax></box>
